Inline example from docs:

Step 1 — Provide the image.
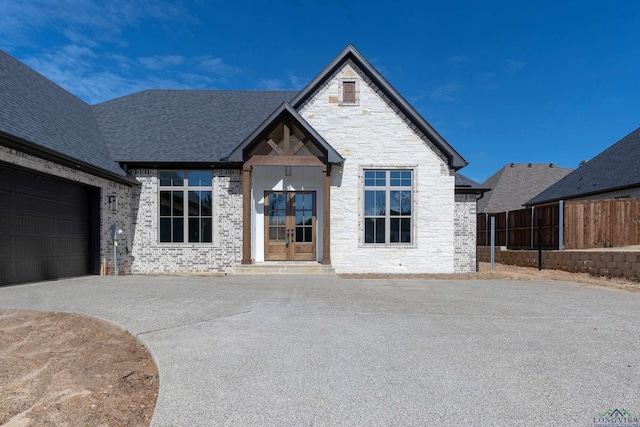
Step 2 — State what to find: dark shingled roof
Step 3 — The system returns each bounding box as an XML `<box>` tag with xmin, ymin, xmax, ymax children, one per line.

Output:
<box><xmin>526</xmin><ymin>127</ymin><xmax>640</xmax><ymax>206</ymax></box>
<box><xmin>0</xmin><ymin>51</ymin><xmax>125</xmax><ymax>176</ymax></box>
<box><xmin>92</xmin><ymin>90</ymin><xmax>298</xmax><ymax>163</ymax></box>
<box><xmin>478</xmin><ymin>163</ymin><xmax>572</xmax><ymax>213</ymax></box>
<box><xmin>454</xmin><ymin>173</ymin><xmax>490</xmax><ymax>194</ymax></box>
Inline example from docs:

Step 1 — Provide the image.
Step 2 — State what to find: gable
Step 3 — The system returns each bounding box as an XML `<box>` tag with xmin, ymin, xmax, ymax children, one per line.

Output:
<box><xmin>227</xmin><ymin>102</ymin><xmax>343</xmax><ymax>164</ymax></box>
<box><xmin>291</xmin><ymin>45</ymin><xmax>467</xmax><ymax>170</ymax></box>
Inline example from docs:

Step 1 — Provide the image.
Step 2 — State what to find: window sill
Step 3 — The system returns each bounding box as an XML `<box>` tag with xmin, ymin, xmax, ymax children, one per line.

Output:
<box><xmin>359</xmin><ymin>243</ymin><xmax>417</xmax><ymax>249</ymax></box>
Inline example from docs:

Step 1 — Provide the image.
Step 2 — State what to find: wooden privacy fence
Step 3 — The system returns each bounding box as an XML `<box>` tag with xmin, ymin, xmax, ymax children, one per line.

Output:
<box><xmin>477</xmin><ymin>204</ymin><xmax>560</xmax><ymax>250</ymax></box>
<box><xmin>564</xmin><ymin>199</ymin><xmax>640</xmax><ymax>249</ymax></box>
<box><xmin>478</xmin><ymin>199</ymin><xmax>640</xmax><ymax>250</ymax></box>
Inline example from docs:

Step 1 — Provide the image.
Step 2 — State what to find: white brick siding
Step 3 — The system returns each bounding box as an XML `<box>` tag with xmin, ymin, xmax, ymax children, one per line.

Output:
<box><xmin>454</xmin><ymin>193</ymin><xmax>478</xmax><ymax>273</ymax></box>
<box><xmin>129</xmin><ymin>169</ymin><xmax>242</xmax><ymax>274</ymax></box>
<box><xmin>299</xmin><ymin>61</ymin><xmax>457</xmax><ymax>273</ymax></box>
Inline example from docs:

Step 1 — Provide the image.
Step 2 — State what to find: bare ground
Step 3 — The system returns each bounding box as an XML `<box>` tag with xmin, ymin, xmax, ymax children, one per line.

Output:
<box><xmin>1</xmin><ymin>263</ymin><xmax>638</xmax><ymax>426</ymax></box>
<box><xmin>0</xmin><ymin>310</ymin><xmax>158</xmax><ymax>427</ymax></box>
<box><xmin>341</xmin><ymin>262</ymin><xmax>640</xmax><ymax>292</ymax></box>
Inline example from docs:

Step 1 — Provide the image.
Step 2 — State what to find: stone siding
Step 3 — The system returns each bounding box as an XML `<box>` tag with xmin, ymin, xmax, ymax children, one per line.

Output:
<box><xmin>129</xmin><ymin>169</ymin><xmax>242</xmax><ymax>274</ymax></box>
<box><xmin>454</xmin><ymin>194</ymin><xmax>478</xmax><ymax>273</ymax></box>
<box><xmin>300</xmin><ymin>61</ymin><xmax>457</xmax><ymax>273</ymax></box>
<box><xmin>0</xmin><ymin>146</ymin><xmax>135</xmax><ymax>275</ymax></box>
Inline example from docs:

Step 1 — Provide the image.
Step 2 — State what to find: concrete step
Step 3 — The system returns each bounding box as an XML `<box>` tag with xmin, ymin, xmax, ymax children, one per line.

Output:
<box><xmin>234</xmin><ymin>262</ymin><xmax>335</xmax><ymax>275</ymax></box>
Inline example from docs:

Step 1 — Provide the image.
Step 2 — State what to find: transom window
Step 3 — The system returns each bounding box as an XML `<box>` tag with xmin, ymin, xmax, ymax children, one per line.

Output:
<box><xmin>363</xmin><ymin>170</ymin><xmax>413</xmax><ymax>244</ymax></box>
<box><xmin>159</xmin><ymin>171</ymin><xmax>213</xmax><ymax>243</ymax></box>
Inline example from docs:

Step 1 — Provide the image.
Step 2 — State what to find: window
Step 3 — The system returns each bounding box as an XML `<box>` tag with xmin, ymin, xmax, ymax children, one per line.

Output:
<box><xmin>159</xmin><ymin>171</ymin><xmax>213</xmax><ymax>243</ymax></box>
<box><xmin>363</xmin><ymin>170</ymin><xmax>413</xmax><ymax>244</ymax></box>
<box><xmin>343</xmin><ymin>81</ymin><xmax>356</xmax><ymax>104</ymax></box>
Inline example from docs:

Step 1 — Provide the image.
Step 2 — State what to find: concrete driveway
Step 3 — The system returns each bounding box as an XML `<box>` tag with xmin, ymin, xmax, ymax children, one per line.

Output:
<box><xmin>1</xmin><ymin>275</ymin><xmax>639</xmax><ymax>426</ymax></box>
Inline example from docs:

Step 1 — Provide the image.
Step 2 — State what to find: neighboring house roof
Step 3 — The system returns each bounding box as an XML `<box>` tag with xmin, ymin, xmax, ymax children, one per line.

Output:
<box><xmin>478</xmin><ymin>163</ymin><xmax>572</xmax><ymax>213</ymax></box>
<box><xmin>0</xmin><ymin>51</ymin><xmax>126</xmax><ymax>178</ymax></box>
<box><xmin>228</xmin><ymin>102</ymin><xmax>344</xmax><ymax>164</ymax></box>
<box><xmin>526</xmin><ymin>127</ymin><xmax>640</xmax><ymax>206</ymax></box>
<box><xmin>454</xmin><ymin>173</ymin><xmax>490</xmax><ymax>194</ymax></box>
<box><xmin>92</xmin><ymin>89</ymin><xmax>297</xmax><ymax>164</ymax></box>
<box><xmin>291</xmin><ymin>44</ymin><xmax>468</xmax><ymax>171</ymax></box>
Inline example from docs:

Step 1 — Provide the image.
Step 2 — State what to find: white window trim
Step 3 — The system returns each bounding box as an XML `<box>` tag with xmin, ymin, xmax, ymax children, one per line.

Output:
<box><xmin>358</xmin><ymin>165</ymin><xmax>418</xmax><ymax>248</ymax></box>
<box><xmin>158</xmin><ymin>170</ymin><xmax>214</xmax><ymax>245</ymax></box>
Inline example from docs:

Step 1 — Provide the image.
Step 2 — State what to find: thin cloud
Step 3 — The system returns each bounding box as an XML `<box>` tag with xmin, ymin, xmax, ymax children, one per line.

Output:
<box><xmin>0</xmin><ymin>0</ymin><xmax>195</xmax><ymax>45</ymax></box>
<box><xmin>448</xmin><ymin>55</ymin><xmax>471</xmax><ymax>64</ymax></box>
<box><xmin>139</xmin><ymin>55</ymin><xmax>186</xmax><ymax>70</ymax></box>
<box><xmin>198</xmin><ymin>56</ymin><xmax>241</xmax><ymax>79</ymax></box>
<box><xmin>505</xmin><ymin>59</ymin><xmax>525</xmax><ymax>73</ymax></box>
<box><xmin>257</xmin><ymin>78</ymin><xmax>286</xmax><ymax>91</ymax></box>
<box><xmin>430</xmin><ymin>83</ymin><xmax>463</xmax><ymax>103</ymax></box>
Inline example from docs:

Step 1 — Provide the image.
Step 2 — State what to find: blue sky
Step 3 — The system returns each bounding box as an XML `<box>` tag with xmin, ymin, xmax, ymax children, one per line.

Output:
<box><xmin>1</xmin><ymin>0</ymin><xmax>639</xmax><ymax>182</ymax></box>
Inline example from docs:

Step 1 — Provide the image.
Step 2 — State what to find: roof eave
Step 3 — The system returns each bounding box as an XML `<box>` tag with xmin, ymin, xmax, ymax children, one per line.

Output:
<box><xmin>0</xmin><ymin>131</ymin><xmax>138</xmax><ymax>186</ymax></box>
<box><xmin>525</xmin><ymin>182</ymin><xmax>640</xmax><ymax>206</ymax></box>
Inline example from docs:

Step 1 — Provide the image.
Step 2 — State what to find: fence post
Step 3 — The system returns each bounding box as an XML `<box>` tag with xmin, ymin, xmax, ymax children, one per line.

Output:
<box><xmin>490</xmin><ymin>216</ymin><xmax>495</xmax><ymax>270</ymax></box>
<box><xmin>505</xmin><ymin>210</ymin><xmax>509</xmax><ymax>248</ymax></box>
<box><xmin>538</xmin><ymin>217</ymin><xmax>542</xmax><ymax>270</ymax></box>
<box><xmin>530</xmin><ymin>206</ymin><xmax>535</xmax><ymax>249</ymax></box>
<box><xmin>558</xmin><ymin>200</ymin><xmax>564</xmax><ymax>251</ymax></box>
<box><xmin>485</xmin><ymin>213</ymin><xmax>489</xmax><ymax>246</ymax></box>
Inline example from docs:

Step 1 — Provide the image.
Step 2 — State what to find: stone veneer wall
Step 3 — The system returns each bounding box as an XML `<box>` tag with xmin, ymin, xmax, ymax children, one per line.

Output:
<box><xmin>0</xmin><ymin>146</ymin><xmax>135</xmax><ymax>275</ymax></box>
<box><xmin>478</xmin><ymin>246</ymin><xmax>640</xmax><ymax>281</ymax></box>
<box><xmin>129</xmin><ymin>168</ymin><xmax>242</xmax><ymax>274</ymax></box>
<box><xmin>454</xmin><ymin>194</ymin><xmax>478</xmax><ymax>273</ymax></box>
<box><xmin>299</xmin><ymin>60</ymin><xmax>456</xmax><ymax>273</ymax></box>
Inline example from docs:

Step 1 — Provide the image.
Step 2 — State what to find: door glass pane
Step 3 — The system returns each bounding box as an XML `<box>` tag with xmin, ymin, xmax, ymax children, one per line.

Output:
<box><xmin>269</xmin><ymin>227</ymin><xmax>277</xmax><ymax>240</ymax></box>
<box><xmin>305</xmin><ymin>227</ymin><xmax>312</xmax><ymax>242</ymax></box>
<box><xmin>277</xmin><ymin>227</ymin><xmax>286</xmax><ymax>241</ymax></box>
<box><xmin>296</xmin><ymin>211</ymin><xmax>303</xmax><ymax>226</ymax></box>
<box><xmin>296</xmin><ymin>227</ymin><xmax>303</xmax><ymax>242</ymax></box>
<box><xmin>303</xmin><ymin>194</ymin><xmax>312</xmax><ymax>208</ymax></box>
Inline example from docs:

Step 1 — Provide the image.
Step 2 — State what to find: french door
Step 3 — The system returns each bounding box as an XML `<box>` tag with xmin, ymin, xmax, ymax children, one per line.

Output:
<box><xmin>264</xmin><ymin>191</ymin><xmax>316</xmax><ymax>261</ymax></box>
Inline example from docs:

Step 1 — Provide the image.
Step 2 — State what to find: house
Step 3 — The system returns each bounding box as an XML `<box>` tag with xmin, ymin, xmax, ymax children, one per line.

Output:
<box><xmin>526</xmin><ymin>127</ymin><xmax>640</xmax><ymax>206</ymax></box>
<box><xmin>478</xmin><ymin>163</ymin><xmax>572</xmax><ymax>214</ymax></box>
<box><xmin>0</xmin><ymin>45</ymin><xmax>487</xmax><ymax>285</ymax></box>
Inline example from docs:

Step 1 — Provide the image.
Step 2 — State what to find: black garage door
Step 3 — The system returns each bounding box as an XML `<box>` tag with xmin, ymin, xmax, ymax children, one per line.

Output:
<box><xmin>0</xmin><ymin>164</ymin><xmax>99</xmax><ymax>286</ymax></box>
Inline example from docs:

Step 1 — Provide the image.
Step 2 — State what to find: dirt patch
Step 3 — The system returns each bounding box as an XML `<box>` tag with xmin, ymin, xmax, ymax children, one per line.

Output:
<box><xmin>0</xmin><ymin>310</ymin><xmax>158</xmax><ymax>426</ymax></box>
<box><xmin>341</xmin><ymin>262</ymin><xmax>640</xmax><ymax>292</ymax></box>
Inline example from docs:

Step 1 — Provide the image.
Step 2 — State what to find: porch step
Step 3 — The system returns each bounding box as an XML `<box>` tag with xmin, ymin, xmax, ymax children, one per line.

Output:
<box><xmin>234</xmin><ymin>262</ymin><xmax>335</xmax><ymax>275</ymax></box>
